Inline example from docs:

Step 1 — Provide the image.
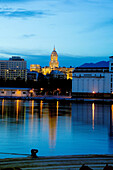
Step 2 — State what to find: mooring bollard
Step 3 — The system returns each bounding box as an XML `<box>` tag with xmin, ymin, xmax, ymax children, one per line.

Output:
<box><xmin>103</xmin><ymin>163</ymin><xmax>113</xmax><ymax>170</ymax></box>
<box><xmin>31</xmin><ymin>149</ymin><xmax>38</xmax><ymax>158</ymax></box>
<box><xmin>79</xmin><ymin>164</ymin><xmax>93</xmax><ymax>170</ymax></box>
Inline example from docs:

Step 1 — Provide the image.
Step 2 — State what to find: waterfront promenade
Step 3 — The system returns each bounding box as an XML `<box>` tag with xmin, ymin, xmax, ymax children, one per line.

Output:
<box><xmin>0</xmin><ymin>154</ymin><xmax>113</xmax><ymax>169</ymax></box>
<box><xmin>0</xmin><ymin>95</ymin><xmax>113</xmax><ymax>103</ymax></box>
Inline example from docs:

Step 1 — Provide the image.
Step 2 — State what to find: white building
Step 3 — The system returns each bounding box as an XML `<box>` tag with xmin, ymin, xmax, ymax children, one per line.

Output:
<box><xmin>0</xmin><ymin>88</ymin><xmax>30</xmax><ymax>97</ymax></box>
<box><xmin>0</xmin><ymin>87</ymin><xmax>36</xmax><ymax>97</ymax></box>
<box><xmin>0</xmin><ymin>56</ymin><xmax>27</xmax><ymax>81</ymax></box>
<box><xmin>72</xmin><ymin>56</ymin><xmax>113</xmax><ymax>98</ymax></box>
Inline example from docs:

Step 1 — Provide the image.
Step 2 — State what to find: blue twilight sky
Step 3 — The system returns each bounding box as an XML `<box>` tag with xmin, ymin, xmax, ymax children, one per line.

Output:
<box><xmin>0</xmin><ymin>0</ymin><xmax>113</xmax><ymax>68</ymax></box>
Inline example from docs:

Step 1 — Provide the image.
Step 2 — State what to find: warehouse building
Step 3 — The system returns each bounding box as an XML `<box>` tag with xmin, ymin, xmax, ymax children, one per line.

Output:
<box><xmin>72</xmin><ymin>56</ymin><xmax>113</xmax><ymax>98</ymax></box>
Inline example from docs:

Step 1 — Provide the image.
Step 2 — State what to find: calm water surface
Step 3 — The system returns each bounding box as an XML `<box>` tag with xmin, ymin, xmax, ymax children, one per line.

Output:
<box><xmin>0</xmin><ymin>99</ymin><xmax>113</xmax><ymax>158</ymax></box>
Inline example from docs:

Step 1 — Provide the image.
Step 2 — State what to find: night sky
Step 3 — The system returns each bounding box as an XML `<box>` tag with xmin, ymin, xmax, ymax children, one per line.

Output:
<box><xmin>0</xmin><ymin>0</ymin><xmax>112</xmax><ymax>67</ymax></box>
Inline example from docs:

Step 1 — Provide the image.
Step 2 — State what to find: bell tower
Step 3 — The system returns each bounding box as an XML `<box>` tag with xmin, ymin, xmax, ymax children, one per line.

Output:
<box><xmin>49</xmin><ymin>47</ymin><xmax>59</xmax><ymax>69</ymax></box>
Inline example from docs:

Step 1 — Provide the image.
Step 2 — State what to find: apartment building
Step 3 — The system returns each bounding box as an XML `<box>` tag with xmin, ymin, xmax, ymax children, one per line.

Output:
<box><xmin>0</xmin><ymin>56</ymin><xmax>27</xmax><ymax>81</ymax></box>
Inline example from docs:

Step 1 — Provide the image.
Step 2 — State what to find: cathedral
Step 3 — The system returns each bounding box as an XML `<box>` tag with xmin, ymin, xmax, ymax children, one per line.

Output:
<box><xmin>49</xmin><ymin>47</ymin><xmax>59</xmax><ymax>69</ymax></box>
<box><xmin>30</xmin><ymin>47</ymin><xmax>74</xmax><ymax>79</ymax></box>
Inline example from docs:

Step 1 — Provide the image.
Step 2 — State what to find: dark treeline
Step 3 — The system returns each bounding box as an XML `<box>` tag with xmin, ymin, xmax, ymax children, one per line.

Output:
<box><xmin>0</xmin><ymin>74</ymin><xmax>72</xmax><ymax>95</ymax></box>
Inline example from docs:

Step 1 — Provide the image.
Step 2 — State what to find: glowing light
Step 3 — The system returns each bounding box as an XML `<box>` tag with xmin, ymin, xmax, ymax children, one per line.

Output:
<box><xmin>16</xmin><ymin>90</ymin><xmax>21</xmax><ymax>96</ymax></box>
<box><xmin>2</xmin><ymin>99</ymin><xmax>4</xmax><ymax>119</ymax></box>
<box><xmin>32</xmin><ymin>100</ymin><xmax>34</xmax><ymax>119</ymax></box>
<box><xmin>92</xmin><ymin>91</ymin><xmax>96</xmax><ymax>93</ymax></box>
<box><xmin>40</xmin><ymin>100</ymin><xmax>43</xmax><ymax>117</ymax></box>
<box><xmin>29</xmin><ymin>89</ymin><xmax>33</xmax><ymax>93</ymax></box>
<box><xmin>16</xmin><ymin>100</ymin><xmax>19</xmax><ymax>121</ymax></box>
<box><xmin>49</xmin><ymin>112</ymin><xmax>58</xmax><ymax>149</ymax></box>
<box><xmin>111</xmin><ymin>105</ymin><xmax>113</xmax><ymax>123</ymax></box>
<box><xmin>56</xmin><ymin>101</ymin><xmax>59</xmax><ymax>116</ymax></box>
<box><xmin>92</xmin><ymin>103</ymin><xmax>95</xmax><ymax>130</ymax></box>
<box><xmin>24</xmin><ymin>105</ymin><xmax>26</xmax><ymax>130</ymax></box>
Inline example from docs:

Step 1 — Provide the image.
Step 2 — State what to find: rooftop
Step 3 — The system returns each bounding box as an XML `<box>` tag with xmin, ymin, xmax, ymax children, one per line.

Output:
<box><xmin>9</xmin><ymin>56</ymin><xmax>24</xmax><ymax>61</ymax></box>
<box><xmin>0</xmin><ymin>87</ymin><xmax>31</xmax><ymax>90</ymax></box>
<box><xmin>73</xmin><ymin>67</ymin><xmax>109</xmax><ymax>73</ymax></box>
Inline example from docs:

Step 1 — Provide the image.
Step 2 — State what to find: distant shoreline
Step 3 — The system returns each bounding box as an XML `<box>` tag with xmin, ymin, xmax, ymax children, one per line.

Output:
<box><xmin>0</xmin><ymin>95</ymin><xmax>113</xmax><ymax>103</ymax></box>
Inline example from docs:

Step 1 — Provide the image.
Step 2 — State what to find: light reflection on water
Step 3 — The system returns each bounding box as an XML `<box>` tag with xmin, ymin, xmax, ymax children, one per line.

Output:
<box><xmin>0</xmin><ymin>99</ymin><xmax>113</xmax><ymax>158</ymax></box>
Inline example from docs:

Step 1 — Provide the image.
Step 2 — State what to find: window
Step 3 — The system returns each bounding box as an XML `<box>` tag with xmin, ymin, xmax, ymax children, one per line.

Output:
<box><xmin>84</xmin><ymin>74</ymin><xmax>91</xmax><ymax>77</ymax></box>
<box><xmin>12</xmin><ymin>92</ymin><xmax>15</xmax><ymax>94</ymax></box>
<box><xmin>23</xmin><ymin>92</ymin><xmax>26</xmax><ymax>94</ymax></box>
<box><xmin>1</xmin><ymin>91</ymin><xmax>4</xmax><ymax>94</ymax></box>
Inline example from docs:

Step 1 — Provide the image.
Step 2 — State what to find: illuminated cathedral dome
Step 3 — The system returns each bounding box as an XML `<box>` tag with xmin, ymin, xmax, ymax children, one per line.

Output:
<box><xmin>49</xmin><ymin>47</ymin><xmax>59</xmax><ymax>69</ymax></box>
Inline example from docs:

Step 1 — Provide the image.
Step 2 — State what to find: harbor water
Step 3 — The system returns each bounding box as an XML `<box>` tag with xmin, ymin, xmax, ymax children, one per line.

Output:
<box><xmin>0</xmin><ymin>99</ymin><xmax>113</xmax><ymax>158</ymax></box>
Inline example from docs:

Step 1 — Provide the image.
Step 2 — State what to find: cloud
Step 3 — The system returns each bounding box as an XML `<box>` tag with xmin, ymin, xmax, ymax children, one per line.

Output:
<box><xmin>22</xmin><ymin>34</ymin><xmax>36</xmax><ymax>38</ymax></box>
<box><xmin>90</xmin><ymin>19</ymin><xmax>113</xmax><ymax>32</ymax></box>
<box><xmin>0</xmin><ymin>0</ymin><xmax>33</xmax><ymax>3</ymax></box>
<box><xmin>95</xmin><ymin>19</ymin><xmax>113</xmax><ymax>31</ymax></box>
<box><xmin>0</xmin><ymin>8</ymin><xmax>51</xmax><ymax>18</ymax></box>
<box><xmin>0</xmin><ymin>0</ymin><xmax>59</xmax><ymax>3</ymax></box>
<box><xmin>78</xmin><ymin>18</ymin><xmax>113</xmax><ymax>34</ymax></box>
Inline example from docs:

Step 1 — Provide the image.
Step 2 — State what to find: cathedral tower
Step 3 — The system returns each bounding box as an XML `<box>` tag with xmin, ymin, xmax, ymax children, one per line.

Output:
<box><xmin>49</xmin><ymin>47</ymin><xmax>59</xmax><ymax>69</ymax></box>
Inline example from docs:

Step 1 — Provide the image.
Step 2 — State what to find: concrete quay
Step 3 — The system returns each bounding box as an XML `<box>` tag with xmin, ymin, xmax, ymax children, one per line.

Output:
<box><xmin>0</xmin><ymin>95</ymin><xmax>113</xmax><ymax>103</ymax></box>
<box><xmin>0</xmin><ymin>154</ymin><xmax>113</xmax><ymax>170</ymax></box>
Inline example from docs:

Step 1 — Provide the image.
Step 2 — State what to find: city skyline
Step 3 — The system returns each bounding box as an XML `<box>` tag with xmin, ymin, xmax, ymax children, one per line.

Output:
<box><xmin>0</xmin><ymin>0</ymin><xmax>112</xmax><ymax>67</ymax></box>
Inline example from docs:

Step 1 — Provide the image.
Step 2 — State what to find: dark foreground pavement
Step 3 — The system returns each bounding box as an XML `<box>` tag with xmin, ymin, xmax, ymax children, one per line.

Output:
<box><xmin>0</xmin><ymin>154</ymin><xmax>113</xmax><ymax>170</ymax></box>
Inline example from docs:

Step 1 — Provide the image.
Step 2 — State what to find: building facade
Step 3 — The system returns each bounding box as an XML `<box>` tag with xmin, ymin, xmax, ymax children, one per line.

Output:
<box><xmin>30</xmin><ymin>47</ymin><xmax>74</xmax><ymax>79</ymax></box>
<box><xmin>49</xmin><ymin>47</ymin><xmax>59</xmax><ymax>69</ymax></box>
<box><xmin>27</xmin><ymin>70</ymin><xmax>38</xmax><ymax>81</ymax></box>
<box><xmin>0</xmin><ymin>56</ymin><xmax>27</xmax><ymax>81</ymax></box>
<box><xmin>72</xmin><ymin>56</ymin><xmax>113</xmax><ymax>98</ymax></box>
<box><xmin>29</xmin><ymin>64</ymin><xmax>41</xmax><ymax>73</ymax></box>
<box><xmin>50</xmin><ymin>70</ymin><xmax>67</xmax><ymax>79</ymax></box>
<box><xmin>0</xmin><ymin>88</ymin><xmax>30</xmax><ymax>97</ymax></box>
